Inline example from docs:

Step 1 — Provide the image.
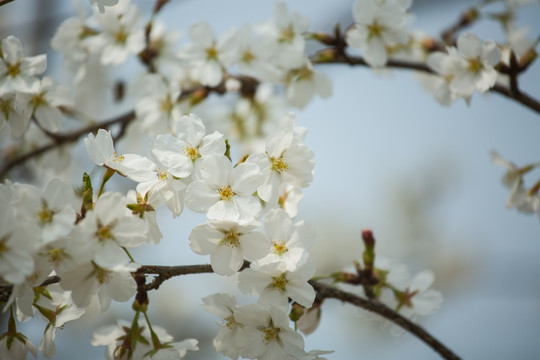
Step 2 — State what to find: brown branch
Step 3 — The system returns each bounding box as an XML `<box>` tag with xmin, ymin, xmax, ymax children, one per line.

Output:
<box><xmin>440</xmin><ymin>7</ymin><xmax>480</xmax><ymax>46</ymax></box>
<box><xmin>0</xmin><ymin>262</ymin><xmax>459</xmax><ymax>360</ymax></box>
<box><xmin>0</xmin><ymin>111</ymin><xmax>135</xmax><ymax>180</ymax></box>
<box><xmin>0</xmin><ymin>0</ymin><xmax>16</xmax><ymax>7</ymax></box>
<box><xmin>310</xmin><ymin>280</ymin><xmax>461</xmax><ymax>360</ymax></box>
<box><xmin>314</xmin><ymin>53</ymin><xmax>540</xmax><ymax>115</ymax></box>
<box><xmin>0</xmin><ymin>74</ymin><xmax>261</xmax><ymax>180</ymax></box>
<box><xmin>134</xmin><ymin>262</ymin><xmax>251</xmax><ymax>291</ymax></box>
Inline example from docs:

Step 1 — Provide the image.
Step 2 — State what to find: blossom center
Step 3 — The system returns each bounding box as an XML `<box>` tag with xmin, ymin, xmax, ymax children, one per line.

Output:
<box><xmin>279</xmin><ymin>25</ymin><xmax>295</xmax><ymax>43</ymax></box>
<box><xmin>112</xmin><ymin>152</ymin><xmax>125</xmax><ymax>163</ymax></box>
<box><xmin>97</xmin><ymin>224</ymin><xmax>114</xmax><ymax>241</ymax></box>
<box><xmin>160</xmin><ymin>95</ymin><xmax>174</xmax><ymax>114</ymax></box>
<box><xmin>114</xmin><ymin>28</ymin><xmax>128</xmax><ymax>45</ymax></box>
<box><xmin>468</xmin><ymin>58</ymin><xmax>482</xmax><ymax>73</ymax></box>
<box><xmin>271</xmin><ymin>273</ymin><xmax>288</xmax><ymax>291</ymax></box>
<box><xmin>260</xmin><ymin>326</ymin><xmax>280</xmax><ymax>345</ymax></box>
<box><xmin>0</xmin><ymin>98</ymin><xmax>11</xmax><ymax>118</ymax></box>
<box><xmin>183</xmin><ymin>143</ymin><xmax>201</xmax><ymax>160</ymax></box>
<box><xmin>367</xmin><ymin>21</ymin><xmax>384</xmax><ymax>40</ymax></box>
<box><xmin>241</xmin><ymin>50</ymin><xmax>255</xmax><ymax>64</ymax></box>
<box><xmin>30</xmin><ymin>93</ymin><xmax>47</xmax><ymax>109</ymax></box>
<box><xmin>93</xmin><ymin>264</ymin><xmax>111</xmax><ymax>284</ymax></box>
<box><xmin>47</xmin><ymin>248</ymin><xmax>67</xmax><ymax>265</ymax></box>
<box><xmin>272</xmin><ymin>240</ymin><xmax>289</xmax><ymax>256</ymax></box>
<box><xmin>37</xmin><ymin>205</ymin><xmax>54</xmax><ymax>226</ymax></box>
<box><xmin>271</xmin><ymin>157</ymin><xmax>289</xmax><ymax>173</ymax></box>
<box><xmin>7</xmin><ymin>62</ymin><xmax>20</xmax><ymax>77</ymax></box>
<box><xmin>0</xmin><ymin>238</ymin><xmax>8</xmax><ymax>255</ymax></box>
<box><xmin>224</xmin><ymin>315</ymin><xmax>238</xmax><ymax>329</ymax></box>
<box><xmin>218</xmin><ymin>185</ymin><xmax>234</xmax><ymax>201</ymax></box>
<box><xmin>221</xmin><ymin>230</ymin><xmax>240</xmax><ymax>247</ymax></box>
<box><xmin>206</xmin><ymin>46</ymin><xmax>218</xmax><ymax>60</ymax></box>
<box><xmin>157</xmin><ymin>169</ymin><xmax>168</xmax><ymax>180</ymax></box>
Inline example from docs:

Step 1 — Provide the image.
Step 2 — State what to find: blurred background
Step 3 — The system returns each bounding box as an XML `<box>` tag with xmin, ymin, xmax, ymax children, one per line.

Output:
<box><xmin>1</xmin><ymin>0</ymin><xmax>540</xmax><ymax>359</ymax></box>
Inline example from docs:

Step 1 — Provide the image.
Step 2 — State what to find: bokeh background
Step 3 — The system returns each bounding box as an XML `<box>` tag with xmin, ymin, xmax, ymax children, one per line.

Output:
<box><xmin>1</xmin><ymin>0</ymin><xmax>540</xmax><ymax>359</ymax></box>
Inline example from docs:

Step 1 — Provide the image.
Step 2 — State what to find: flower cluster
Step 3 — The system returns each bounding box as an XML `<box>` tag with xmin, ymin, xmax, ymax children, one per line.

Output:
<box><xmin>491</xmin><ymin>151</ymin><xmax>540</xmax><ymax>217</ymax></box>
<box><xmin>0</xmin><ymin>36</ymin><xmax>72</xmax><ymax>138</ymax></box>
<box><xmin>7</xmin><ymin>0</ymin><xmax>540</xmax><ymax>357</ymax></box>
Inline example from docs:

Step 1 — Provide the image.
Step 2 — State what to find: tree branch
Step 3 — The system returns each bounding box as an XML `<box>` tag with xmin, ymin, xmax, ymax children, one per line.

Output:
<box><xmin>0</xmin><ymin>263</ymin><xmax>460</xmax><ymax>360</ymax></box>
<box><xmin>310</xmin><ymin>280</ymin><xmax>461</xmax><ymax>360</ymax></box>
<box><xmin>314</xmin><ymin>53</ymin><xmax>540</xmax><ymax>115</ymax></box>
<box><xmin>0</xmin><ymin>0</ymin><xmax>16</xmax><ymax>7</ymax></box>
<box><xmin>0</xmin><ymin>111</ymin><xmax>135</xmax><ymax>180</ymax></box>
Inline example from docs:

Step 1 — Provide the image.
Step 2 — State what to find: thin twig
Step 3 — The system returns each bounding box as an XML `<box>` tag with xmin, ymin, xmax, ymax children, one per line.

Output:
<box><xmin>314</xmin><ymin>53</ymin><xmax>540</xmax><ymax>115</ymax></box>
<box><xmin>441</xmin><ymin>7</ymin><xmax>480</xmax><ymax>46</ymax></box>
<box><xmin>0</xmin><ymin>0</ymin><xmax>16</xmax><ymax>7</ymax></box>
<box><xmin>310</xmin><ymin>281</ymin><xmax>461</xmax><ymax>360</ymax></box>
<box><xmin>0</xmin><ymin>111</ymin><xmax>135</xmax><ymax>180</ymax></box>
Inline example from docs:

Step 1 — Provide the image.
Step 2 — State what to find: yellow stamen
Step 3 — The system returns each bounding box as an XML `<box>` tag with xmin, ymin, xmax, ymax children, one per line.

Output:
<box><xmin>218</xmin><ymin>185</ymin><xmax>234</xmax><ymax>201</ymax></box>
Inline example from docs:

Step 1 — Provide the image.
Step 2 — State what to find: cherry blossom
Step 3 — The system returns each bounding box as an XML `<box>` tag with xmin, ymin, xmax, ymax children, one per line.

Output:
<box><xmin>238</xmin><ymin>261</ymin><xmax>316</xmax><ymax>312</ymax></box>
<box><xmin>189</xmin><ymin>220</ymin><xmax>269</xmax><ymax>275</ymax></box>
<box><xmin>346</xmin><ymin>0</ymin><xmax>411</xmax><ymax>67</ymax></box>
<box><xmin>0</xmin><ymin>35</ymin><xmax>46</xmax><ymax>94</ymax></box>
<box><xmin>85</xmin><ymin>128</ymin><xmax>157</xmax><ymax>182</ymax></box>
<box><xmin>233</xmin><ymin>304</ymin><xmax>306</xmax><ymax>360</ymax></box>
<box><xmin>185</xmin><ymin>154</ymin><xmax>264</xmax><ymax>222</ymax></box>
<box><xmin>427</xmin><ymin>32</ymin><xmax>502</xmax><ymax>98</ymax></box>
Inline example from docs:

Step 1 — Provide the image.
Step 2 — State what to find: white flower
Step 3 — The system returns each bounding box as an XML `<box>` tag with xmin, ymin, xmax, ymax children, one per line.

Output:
<box><xmin>278</xmin><ymin>186</ymin><xmax>304</xmax><ymax>218</ymax></box>
<box><xmin>490</xmin><ymin>150</ymin><xmax>539</xmax><ymax>213</ymax></box>
<box><xmin>149</xmin><ymin>113</ymin><xmax>226</xmax><ymax>179</ymax></box>
<box><xmin>150</xmin><ymin>339</ymin><xmax>199</xmax><ymax>360</ymax></box>
<box><xmin>201</xmin><ymin>293</ymin><xmax>244</xmax><ymax>360</ymax></box>
<box><xmin>234</xmin><ymin>25</ymin><xmax>282</xmax><ymax>82</ymax></box>
<box><xmin>35</xmin><ymin>286</ymin><xmax>85</xmax><ymax>358</ymax></box>
<box><xmin>234</xmin><ymin>304</ymin><xmax>306</xmax><ymax>360</ymax></box>
<box><xmin>14</xmin><ymin>178</ymin><xmax>77</xmax><ymax>244</ymax></box>
<box><xmin>0</xmin><ymin>92</ymin><xmax>30</xmax><ymax>137</ymax></box>
<box><xmin>254</xmin><ymin>208</ymin><xmax>314</xmax><ymax>271</ymax></box>
<box><xmin>90</xmin><ymin>0</ymin><xmax>120</xmax><ymax>13</ymax></box>
<box><xmin>186</xmin><ymin>155</ymin><xmax>264</xmax><ymax>222</ymax></box>
<box><xmin>427</xmin><ymin>32</ymin><xmax>502</xmax><ymax>98</ymax></box>
<box><xmin>76</xmin><ymin>192</ymin><xmax>148</xmax><ymax>269</ymax></box>
<box><xmin>146</xmin><ymin>22</ymin><xmax>184</xmax><ymax>79</ymax></box>
<box><xmin>286</xmin><ymin>61</ymin><xmax>332</xmax><ymax>109</ymax></box>
<box><xmin>398</xmin><ymin>270</ymin><xmax>443</xmax><ymax>319</ymax></box>
<box><xmin>134</xmin><ymin>74</ymin><xmax>183</xmax><ymax>135</ymax></box>
<box><xmin>0</xmin><ymin>185</ymin><xmax>37</xmax><ymax>285</ymax></box>
<box><xmin>17</xmin><ymin>77</ymin><xmax>73</xmax><ymax>133</ymax></box>
<box><xmin>247</xmin><ymin>113</ymin><xmax>315</xmax><ymax>203</ymax></box>
<box><xmin>92</xmin><ymin>319</ymin><xmax>172</xmax><ymax>360</ymax></box>
<box><xmin>85</xmin><ymin>128</ymin><xmax>157</xmax><ymax>182</ymax></box>
<box><xmin>239</xmin><ymin>261</ymin><xmax>316</xmax><ymax>312</ymax></box>
<box><xmin>0</xmin><ymin>35</ymin><xmax>47</xmax><ymax>94</ymax></box>
<box><xmin>59</xmin><ymin>261</ymin><xmax>138</xmax><ymax>310</ymax></box>
<box><xmin>189</xmin><ymin>220</ymin><xmax>269</xmax><ymax>275</ymax></box>
<box><xmin>136</xmin><ymin>167</ymin><xmax>188</xmax><ymax>218</ymax></box>
<box><xmin>255</xmin><ymin>2</ymin><xmax>310</xmax><ymax>70</ymax></box>
<box><xmin>51</xmin><ymin>9</ymin><xmax>92</xmax><ymax>83</ymax></box>
<box><xmin>126</xmin><ymin>189</ymin><xmax>163</xmax><ymax>245</ymax></box>
<box><xmin>92</xmin><ymin>0</ymin><xmax>145</xmax><ymax>65</ymax></box>
<box><xmin>6</xmin><ymin>257</ymin><xmax>52</xmax><ymax>321</ymax></box>
<box><xmin>346</xmin><ymin>0</ymin><xmax>411</xmax><ymax>67</ymax></box>
<box><xmin>0</xmin><ymin>331</ymin><xmax>37</xmax><ymax>360</ymax></box>
<box><xmin>178</xmin><ymin>21</ymin><xmax>236</xmax><ymax>86</ymax></box>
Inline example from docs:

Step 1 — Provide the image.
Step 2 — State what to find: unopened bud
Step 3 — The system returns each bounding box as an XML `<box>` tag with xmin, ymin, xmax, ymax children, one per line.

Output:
<box><xmin>519</xmin><ymin>48</ymin><xmax>537</xmax><ymax>70</ymax></box>
<box><xmin>361</xmin><ymin>229</ymin><xmax>375</xmax><ymax>248</ymax></box>
<box><xmin>313</xmin><ymin>48</ymin><xmax>337</xmax><ymax>63</ymax></box>
<box><xmin>189</xmin><ymin>88</ymin><xmax>209</xmax><ymax>106</ymax></box>
<box><xmin>310</xmin><ymin>32</ymin><xmax>335</xmax><ymax>46</ymax></box>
